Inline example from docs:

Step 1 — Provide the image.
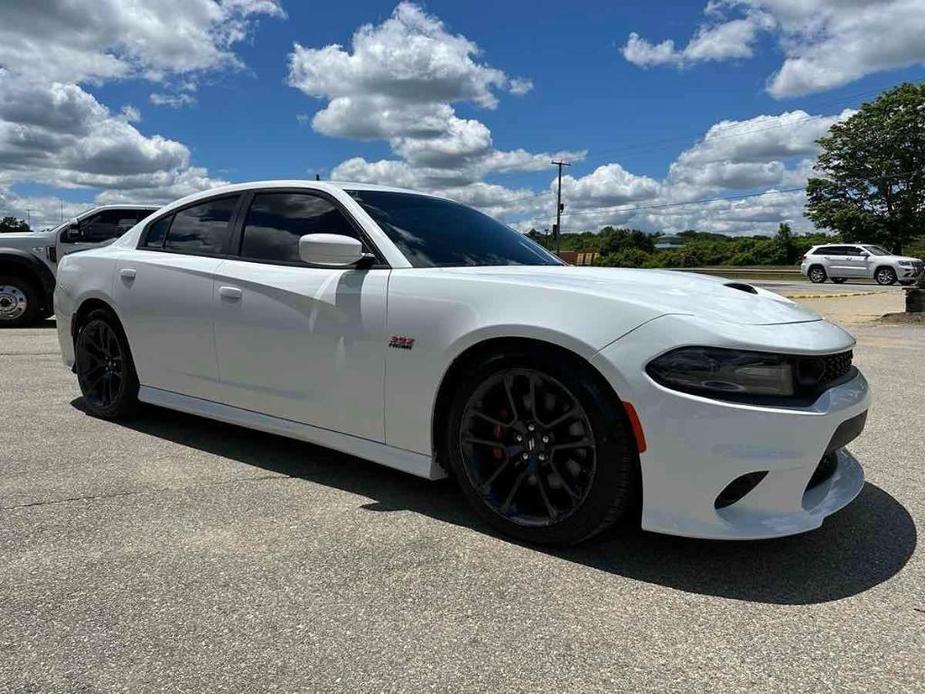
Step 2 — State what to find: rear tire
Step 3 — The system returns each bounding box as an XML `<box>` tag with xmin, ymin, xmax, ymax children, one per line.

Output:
<box><xmin>442</xmin><ymin>348</ymin><xmax>639</xmax><ymax>546</ymax></box>
<box><xmin>832</xmin><ymin>277</ymin><xmax>847</xmax><ymax>284</ymax></box>
<box><xmin>75</xmin><ymin>309</ymin><xmax>140</xmax><ymax>419</ymax></box>
<box><xmin>808</xmin><ymin>265</ymin><xmax>827</xmax><ymax>283</ymax></box>
<box><xmin>0</xmin><ymin>274</ymin><xmax>40</xmax><ymax>327</ymax></box>
<box><xmin>875</xmin><ymin>266</ymin><xmax>897</xmax><ymax>285</ymax></box>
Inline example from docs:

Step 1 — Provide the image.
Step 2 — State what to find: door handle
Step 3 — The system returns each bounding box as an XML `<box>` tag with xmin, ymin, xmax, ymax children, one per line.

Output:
<box><xmin>219</xmin><ymin>286</ymin><xmax>242</xmax><ymax>301</ymax></box>
<box><xmin>119</xmin><ymin>268</ymin><xmax>136</xmax><ymax>281</ymax></box>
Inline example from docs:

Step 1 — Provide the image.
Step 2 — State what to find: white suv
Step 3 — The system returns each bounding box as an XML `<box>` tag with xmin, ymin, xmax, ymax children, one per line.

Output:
<box><xmin>800</xmin><ymin>244</ymin><xmax>924</xmax><ymax>285</ymax></box>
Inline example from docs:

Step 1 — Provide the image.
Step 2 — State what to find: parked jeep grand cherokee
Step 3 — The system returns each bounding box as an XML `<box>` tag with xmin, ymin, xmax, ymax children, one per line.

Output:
<box><xmin>800</xmin><ymin>244</ymin><xmax>924</xmax><ymax>285</ymax></box>
<box><xmin>0</xmin><ymin>205</ymin><xmax>158</xmax><ymax>326</ymax></box>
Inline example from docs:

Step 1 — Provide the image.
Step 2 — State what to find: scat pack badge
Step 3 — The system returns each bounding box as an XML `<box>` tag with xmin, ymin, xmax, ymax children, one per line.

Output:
<box><xmin>388</xmin><ymin>335</ymin><xmax>415</xmax><ymax>350</ymax></box>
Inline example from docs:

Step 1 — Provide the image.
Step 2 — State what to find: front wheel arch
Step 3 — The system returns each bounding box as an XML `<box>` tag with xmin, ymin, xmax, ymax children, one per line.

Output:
<box><xmin>434</xmin><ymin>337</ymin><xmax>642</xmax><ymax>544</ymax></box>
<box><xmin>431</xmin><ymin>336</ymin><xmax>640</xmax><ymax>465</ymax></box>
<box><xmin>874</xmin><ymin>265</ymin><xmax>897</xmax><ymax>285</ymax></box>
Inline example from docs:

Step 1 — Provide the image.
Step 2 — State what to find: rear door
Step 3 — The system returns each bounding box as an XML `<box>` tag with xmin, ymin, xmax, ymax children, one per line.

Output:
<box><xmin>211</xmin><ymin>189</ymin><xmax>389</xmax><ymax>441</ymax></box>
<box><xmin>111</xmin><ymin>195</ymin><xmax>243</xmax><ymax>401</ymax></box>
<box><xmin>821</xmin><ymin>245</ymin><xmax>851</xmax><ymax>276</ymax></box>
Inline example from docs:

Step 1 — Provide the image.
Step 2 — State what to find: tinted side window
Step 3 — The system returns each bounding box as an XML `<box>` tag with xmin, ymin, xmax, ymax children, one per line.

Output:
<box><xmin>811</xmin><ymin>247</ymin><xmax>828</xmax><ymax>255</ymax></box>
<box><xmin>143</xmin><ymin>216</ymin><xmax>172</xmax><ymax>248</ymax></box>
<box><xmin>164</xmin><ymin>196</ymin><xmax>240</xmax><ymax>255</ymax></box>
<box><xmin>844</xmin><ymin>246</ymin><xmax>862</xmax><ymax>256</ymax></box>
<box><xmin>82</xmin><ymin>210</ymin><xmax>139</xmax><ymax>241</ymax></box>
<box><xmin>241</xmin><ymin>192</ymin><xmax>360</xmax><ymax>263</ymax></box>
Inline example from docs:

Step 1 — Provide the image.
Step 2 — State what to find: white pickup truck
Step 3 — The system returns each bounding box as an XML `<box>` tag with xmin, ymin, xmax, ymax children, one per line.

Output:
<box><xmin>0</xmin><ymin>205</ymin><xmax>158</xmax><ymax>326</ymax></box>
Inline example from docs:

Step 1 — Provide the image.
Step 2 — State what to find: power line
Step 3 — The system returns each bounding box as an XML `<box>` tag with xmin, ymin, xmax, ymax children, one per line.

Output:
<box><xmin>574</xmin><ymin>83</ymin><xmax>894</xmax><ymax>166</ymax></box>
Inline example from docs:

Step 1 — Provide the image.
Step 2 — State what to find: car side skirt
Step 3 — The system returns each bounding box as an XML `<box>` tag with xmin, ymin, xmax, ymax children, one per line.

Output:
<box><xmin>138</xmin><ymin>386</ymin><xmax>447</xmax><ymax>480</ymax></box>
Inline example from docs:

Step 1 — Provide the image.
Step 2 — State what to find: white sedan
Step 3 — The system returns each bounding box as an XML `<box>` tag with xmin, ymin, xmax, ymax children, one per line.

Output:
<box><xmin>54</xmin><ymin>180</ymin><xmax>869</xmax><ymax>545</ymax></box>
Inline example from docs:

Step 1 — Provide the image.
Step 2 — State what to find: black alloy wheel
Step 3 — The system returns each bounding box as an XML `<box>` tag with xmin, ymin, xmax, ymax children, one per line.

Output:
<box><xmin>75</xmin><ymin>310</ymin><xmax>139</xmax><ymax>418</ymax></box>
<box><xmin>444</xmin><ymin>349</ymin><xmax>639</xmax><ymax>546</ymax></box>
<box><xmin>459</xmin><ymin>368</ymin><xmax>597</xmax><ymax>528</ymax></box>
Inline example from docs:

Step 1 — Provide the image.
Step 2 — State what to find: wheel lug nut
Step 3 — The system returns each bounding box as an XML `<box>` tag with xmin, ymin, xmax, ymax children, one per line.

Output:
<box><xmin>538</xmin><ymin>454</ymin><xmax>546</xmax><ymax>461</ymax></box>
<box><xmin>515</xmin><ymin>434</ymin><xmax>523</xmax><ymax>442</ymax></box>
<box><xmin>541</xmin><ymin>435</ymin><xmax>549</xmax><ymax>443</ymax></box>
<box><xmin>522</xmin><ymin>452</ymin><xmax>529</xmax><ymax>460</ymax></box>
<box><xmin>527</xmin><ymin>424</ymin><xmax>535</xmax><ymax>432</ymax></box>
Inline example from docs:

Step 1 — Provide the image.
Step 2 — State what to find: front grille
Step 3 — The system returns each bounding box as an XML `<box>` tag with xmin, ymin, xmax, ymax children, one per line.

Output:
<box><xmin>820</xmin><ymin>350</ymin><xmax>853</xmax><ymax>386</ymax></box>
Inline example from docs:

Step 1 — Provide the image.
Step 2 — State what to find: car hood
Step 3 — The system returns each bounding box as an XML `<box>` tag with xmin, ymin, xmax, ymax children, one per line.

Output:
<box><xmin>0</xmin><ymin>230</ymin><xmax>52</xmax><ymax>245</ymax></box>
<box><xmin>431</xmin><ymin>266</ymin><xmax>821</xmax><ymax>326</ymax></box>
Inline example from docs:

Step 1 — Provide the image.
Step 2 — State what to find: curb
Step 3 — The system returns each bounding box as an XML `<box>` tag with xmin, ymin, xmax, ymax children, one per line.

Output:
<box><xmin>785</xmin><ymin>291</ymin><xmax>889</xmax><ymax>299</ymax></box>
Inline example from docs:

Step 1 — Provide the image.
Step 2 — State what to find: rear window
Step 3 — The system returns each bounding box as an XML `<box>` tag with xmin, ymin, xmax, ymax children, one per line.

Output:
<box><xmin>164</xmin><ymin>195</ymin><xmax>240</xmax><ymax>255</ymax></box>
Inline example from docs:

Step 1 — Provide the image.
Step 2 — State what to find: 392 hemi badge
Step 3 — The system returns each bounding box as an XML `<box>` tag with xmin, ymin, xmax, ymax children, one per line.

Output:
<box><xmin>389</xmin><ymin>335</ymin><xmax>415</xmax><ymax>350</ymax></box>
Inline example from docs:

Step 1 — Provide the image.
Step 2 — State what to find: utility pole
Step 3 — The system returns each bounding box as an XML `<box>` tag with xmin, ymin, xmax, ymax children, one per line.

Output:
<box><xmin>551</xmin><ymin>160</ymin><xmax>570</xmax><ymax>254</ymax></box>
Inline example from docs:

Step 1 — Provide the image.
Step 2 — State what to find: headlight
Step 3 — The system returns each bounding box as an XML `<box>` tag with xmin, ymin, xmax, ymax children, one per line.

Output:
<box><xmin>898</xmin><ymin>261</ymin><xmax>913</xmax><ymax>267</ymax></box>
<box><xmin>647</xmin><ymin>347</ymin><xmax>795</xmax><ymax>397</ymax></box>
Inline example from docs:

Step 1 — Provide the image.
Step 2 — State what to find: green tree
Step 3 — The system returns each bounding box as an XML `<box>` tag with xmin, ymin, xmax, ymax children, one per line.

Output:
<box><xmin>0</xmin><ymin>216</ymin><xmax>31</xmax><ymax>233</ymax></box>
<box><xmin>774</xmin><ymin>222</ymin><xmax>797</xmax><ymax>264</ymax></box>
<box><xmin>806</xmin><ymin>82</ymin><xmax>925</xmax><ymax>253</ymax></box>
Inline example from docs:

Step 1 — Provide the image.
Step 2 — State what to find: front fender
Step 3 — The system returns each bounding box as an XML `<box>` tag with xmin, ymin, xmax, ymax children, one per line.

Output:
<box><xmin>382</xmin><ymin>271</ymin><xmax>661</xmax><ymax>456</ymax></box>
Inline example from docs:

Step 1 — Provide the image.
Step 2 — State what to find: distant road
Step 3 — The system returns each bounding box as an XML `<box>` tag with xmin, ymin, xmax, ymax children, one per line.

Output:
<box><xmin>749</xmin><ymin>279</ymin><xmax>900</xmax><ymax>296</ymax></box>
<box><xmin>665</xmin><ymin>266</ymin><xmax>903</xmax><ymax>295</ymax></box>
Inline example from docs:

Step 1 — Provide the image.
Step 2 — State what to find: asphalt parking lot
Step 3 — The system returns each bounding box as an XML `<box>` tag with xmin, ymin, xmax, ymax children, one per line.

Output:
<box><xmin>2</xmin><ymin>301</ymin><xmax>923</xmax><ymax>692</ymax></box>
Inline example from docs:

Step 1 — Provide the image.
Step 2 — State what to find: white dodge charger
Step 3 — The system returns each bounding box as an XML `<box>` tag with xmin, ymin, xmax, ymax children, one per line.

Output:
<box><xmin>54</xmin><ymin>181</ymin><xmax>870</xmax><ymax>545</ymax></box>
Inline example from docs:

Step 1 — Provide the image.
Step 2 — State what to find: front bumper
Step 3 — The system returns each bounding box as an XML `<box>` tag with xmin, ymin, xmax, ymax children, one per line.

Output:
<box><xmin>591</xmin><ymin>315</ymin><xmax>869</xmax><ymax>540</ymax></box>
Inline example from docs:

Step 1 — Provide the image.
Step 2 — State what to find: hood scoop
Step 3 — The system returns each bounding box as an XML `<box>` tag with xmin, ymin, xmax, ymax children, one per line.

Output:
<box><xmin>725</xmin><ymin>281</ymin><xmax>758</xmax><ymax>295</ymax></box>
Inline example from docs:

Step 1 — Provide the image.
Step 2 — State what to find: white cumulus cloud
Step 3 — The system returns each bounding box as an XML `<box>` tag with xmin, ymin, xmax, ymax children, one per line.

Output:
<box><xmin>621</xmin><ymin>0</ymin><xmax>925</xmax><ymax>97</ymax></box>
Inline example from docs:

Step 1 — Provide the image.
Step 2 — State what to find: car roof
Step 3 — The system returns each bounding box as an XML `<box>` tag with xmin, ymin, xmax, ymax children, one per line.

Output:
<box><xmin>153</xmin><ymin>179</ymin><xmax>448</xmax><ymax>216</ymax></box>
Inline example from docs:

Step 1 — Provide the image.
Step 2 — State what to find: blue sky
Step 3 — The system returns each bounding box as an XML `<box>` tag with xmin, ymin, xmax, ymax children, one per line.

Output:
<box><xmin>1</xmin><ymin>0</ymin><xmax>923</xmax><ymax>233</ymax></box>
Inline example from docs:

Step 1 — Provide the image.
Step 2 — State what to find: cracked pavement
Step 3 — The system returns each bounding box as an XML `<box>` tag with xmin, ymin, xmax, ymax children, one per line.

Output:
<box><xmin>1</xmin><ymin>315</ymin><xmax>923</xmax><ymax>692</ymax></box>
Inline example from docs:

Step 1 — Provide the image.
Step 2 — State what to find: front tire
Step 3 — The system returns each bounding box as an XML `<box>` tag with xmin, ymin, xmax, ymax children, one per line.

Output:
<box><xmin>808</xmin><ymin>265</ymin><xmax>827</xmax><ymax>283</ymax></box>
<box><xmin>442</xmin><ymin>349</ymin><xmax>639</xmax><ymax>546</ymax></box>
<box><xmin>0</xmin><ymin>274</ymin><xmax>40</xmax><ymax>327</ymax></box>
<box><xmin>75</xmin><ymin>309</ymin><xmax>140</xmax><ymax>419</ymax></box>
<box><xmin>875</xmin><ymin>266</ymin><xmax>897</xmax><ymax>285</ymax></box>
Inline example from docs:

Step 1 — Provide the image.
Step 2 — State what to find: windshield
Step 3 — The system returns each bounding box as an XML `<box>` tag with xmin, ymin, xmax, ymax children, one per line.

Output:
<box><xmin>862</xmin><ymin>245</ymin><xmax>892</xmax><ymax>256</ymax></box>
<box><xmin>348</xmin><ymin>190</ymin><xmax>562</xmax><ymax>268</ymax></box>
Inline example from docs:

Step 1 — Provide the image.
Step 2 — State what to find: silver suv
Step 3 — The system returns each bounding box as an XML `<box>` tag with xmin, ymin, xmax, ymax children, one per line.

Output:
<box><xmin>800</xmin><ymin>243</ymin><xmax>924</xmax><ymax>285</ymax></box>
<box><xmin>0</xmin><ymin>205</ymin><xmax>158</xmax><ymax>326</ymax></box>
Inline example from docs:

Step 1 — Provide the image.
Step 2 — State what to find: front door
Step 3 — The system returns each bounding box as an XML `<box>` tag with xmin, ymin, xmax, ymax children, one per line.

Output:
<box><xmin>58</xmin><ymin>209</ymin><xmax>149</xmax><ymax>261</ymax></box>
<box><xmin>212</xmin><ymin>191</ymin><xmax>389</xmax><ymax>442</ymax></box>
